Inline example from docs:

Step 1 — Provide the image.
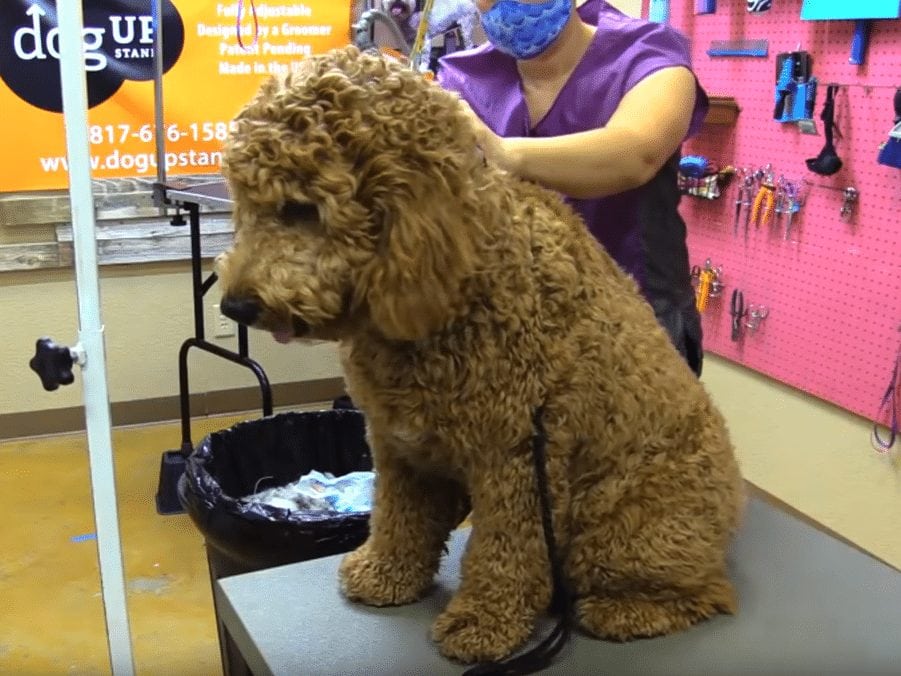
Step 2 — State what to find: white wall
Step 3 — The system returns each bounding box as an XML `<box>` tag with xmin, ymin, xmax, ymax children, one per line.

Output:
<box><xmin>1</xmin><ymin>264</ymin><xmax>342</xmax><ymax>416</ymax></box>
<box><xmin>604</xmin><ymin>0</ymin><xmax>644</xmax><ymax>17</ymax></box>
<box><xmin>701</xmin><ymin>354</ymin><xmax>901</xmax><ymax>570</ymax></box>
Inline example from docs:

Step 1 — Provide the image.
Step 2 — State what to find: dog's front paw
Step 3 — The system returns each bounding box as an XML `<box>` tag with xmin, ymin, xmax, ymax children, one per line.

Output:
<box><xmin>338</xmin><ymin>541</ymin><xmax>433</xmax><ymax>607</ymax></box>
<box><xmin>431</xmin><ymin>597</ymin><xmax>534</xmax><ymax>664</ymax></box>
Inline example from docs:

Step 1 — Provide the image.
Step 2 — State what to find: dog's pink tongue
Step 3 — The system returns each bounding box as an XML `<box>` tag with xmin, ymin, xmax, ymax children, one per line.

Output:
<box><xmin>272</xmin><ymin>329</ymin><xmax>293</xmax><ymax>344</ymax></box>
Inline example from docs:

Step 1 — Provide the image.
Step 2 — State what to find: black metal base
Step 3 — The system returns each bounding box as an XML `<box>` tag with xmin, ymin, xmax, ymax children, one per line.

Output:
<box><xmin>155</xmin><ymin>188</ymin><xmax>273</xmax><ymax>516</ymax></box>
<box><xmin>155</xmin><ymin>449</ymin><xmax>188</xmax><ymax>515</ymax></box>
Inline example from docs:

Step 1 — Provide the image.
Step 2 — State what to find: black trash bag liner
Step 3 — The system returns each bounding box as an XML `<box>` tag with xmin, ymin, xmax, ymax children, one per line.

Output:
<box><xmin>332</xmin><ymin>394</ymin><xmax>357</xmax><ymax>410</ymax></box>
<box><xmin>178</xmin><ymin>409</ymin><xmax>373</xmax><ymax>572</ymax></box>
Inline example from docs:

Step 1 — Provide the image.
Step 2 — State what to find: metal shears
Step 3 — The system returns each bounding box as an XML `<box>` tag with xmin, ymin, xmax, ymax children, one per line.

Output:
<box><xmin>733</xmin><ymin>171</ymin><xmax>754</xmax><ymax>238</ymax></box>
<box><xmin>751</xmin><ymin>169</ymin><xmax>776</xmax><ymax>228</ymax></box>
<box><xmin>779</xmin><ymin>179</ymin><xmax>800</xmax><ymax>240</ymax></box>
<box><xmin>730</xmin><ymin>289</ymin><xmax>746</xmax><ymax>341</ymax></box>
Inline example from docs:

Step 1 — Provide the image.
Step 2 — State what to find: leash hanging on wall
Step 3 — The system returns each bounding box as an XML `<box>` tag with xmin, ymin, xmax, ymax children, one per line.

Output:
<box><xmin>806</xmin><ymin>84</ymin><xmax>843</xmax><ymax>176</ymax></box>
<box><xmin>872</xmin><ymin>327</ymin><xmax>901</xmax><ymax>453</ymax></box>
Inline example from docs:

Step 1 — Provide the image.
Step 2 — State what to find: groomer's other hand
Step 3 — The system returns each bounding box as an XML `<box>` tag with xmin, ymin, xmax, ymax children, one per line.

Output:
<box><xmin>457</xmin><ymin>99</ymin><xmax>514</xmax><ymax>172</ymax></box>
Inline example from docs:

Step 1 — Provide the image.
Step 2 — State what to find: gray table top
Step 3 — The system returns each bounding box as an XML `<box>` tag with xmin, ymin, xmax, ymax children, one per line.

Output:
<box><xmin>215</xmin><ymin>496</ymin><xmax>901</xmax><ymax>676</ymax></box>
<box><xmin>165</xmin><ymin>179</ymin><xmax>233</xmax><ymax>210</ymax></box>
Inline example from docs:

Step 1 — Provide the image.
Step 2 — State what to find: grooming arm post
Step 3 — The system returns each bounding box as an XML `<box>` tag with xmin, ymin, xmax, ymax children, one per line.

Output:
<box><xmin>152</xmin><ymin>0</ymin><xmax>167</xmax><ymax>187</ymax></box>
<box><xmin>57</xmin><ymin>3</ymin><xmax>136</xmax><ymax>674</ymax></box>
<box><xmin>352</xmin><ymin>9</ymin><xmax>412</xmax><ymax>52</ymax></box>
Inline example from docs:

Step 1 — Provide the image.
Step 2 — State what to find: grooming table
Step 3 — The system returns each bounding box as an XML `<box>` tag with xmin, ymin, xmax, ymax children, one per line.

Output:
<box><xmin>214</xmin><ymin>495</ymin><xmax>901</xmax><ymax>675</ymax></box>
<box><xmin>164</xmin><ymin>178</ymin><xmax>235</xmax><ymax>210</ymax></box>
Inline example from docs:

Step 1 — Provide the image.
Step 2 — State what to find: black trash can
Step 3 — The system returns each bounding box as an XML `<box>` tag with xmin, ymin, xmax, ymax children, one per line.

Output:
<box><xmin>178</xmin><ymin>408</ymin><xmax>373</xmax><ymax>676</ymax></box>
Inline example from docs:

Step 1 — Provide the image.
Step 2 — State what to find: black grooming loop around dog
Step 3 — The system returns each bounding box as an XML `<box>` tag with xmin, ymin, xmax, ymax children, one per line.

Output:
<box><xmin>464</xmin><ymin>406</ymin><xmax>574</xmax><ymax>676</ymax></box>
<box><xmin>151</xmin><ymin>180</ymin><xmax>274</xmax><ymax>515</ymax></box>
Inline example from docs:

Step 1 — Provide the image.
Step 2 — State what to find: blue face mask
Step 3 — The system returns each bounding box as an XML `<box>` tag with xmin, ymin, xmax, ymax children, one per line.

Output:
<box><xmin>480</xmin><ymin>0</ymin><xmax>572</xmax><ymax>60</ymax></box>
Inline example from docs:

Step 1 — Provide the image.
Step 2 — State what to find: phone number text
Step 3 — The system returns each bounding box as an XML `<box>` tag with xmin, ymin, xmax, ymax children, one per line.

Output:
<box><xmin>88</xmin><ymin>122</ymin><xmax>237</xmax><ymax>145</ymax></box>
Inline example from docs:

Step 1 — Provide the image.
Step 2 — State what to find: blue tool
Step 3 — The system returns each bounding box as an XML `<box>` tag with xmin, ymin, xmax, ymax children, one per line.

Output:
<box><xmin>800</xmin><ymin>0</ymin><xmax>900</xmax><ymax>66</ymax></box>
<box><xmin>707</xmin><ymin>39</ymin><xmax>768</xmax><ymax>57</ymax></box>
<box><xmin>774</xmin><ymin>51</ymin><xmax>815</xmax><ymax>123</ymax></box>
<box><xmin>800</xmin><ymin>0</ymin><xmax>901</xmax><ymax>20</ymax></box>
<box><xmin>648</xmin><ymin>0</ymin><xmax>670</xmax><ymax>22</ymax></box>
<box><xmin>679</xmin><ymin>155</ymin><xmax>710</xmax><ymax>178</ymax></box>
<box><xmin>849</xmin><ymin>20</ymin><xmax>870</xmax><ymax>65</ymax></box>
<box><xmin>877</xmin><ymin>88</ymin><xmax>901</xmax><ymax>169</ymax></box>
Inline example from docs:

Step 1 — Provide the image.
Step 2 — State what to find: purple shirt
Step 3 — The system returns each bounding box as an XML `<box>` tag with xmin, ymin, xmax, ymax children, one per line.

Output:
<box><xmin>437</xmin><ymin>0</ymin><xmax>708</xmax><ymax>305</ymax></box>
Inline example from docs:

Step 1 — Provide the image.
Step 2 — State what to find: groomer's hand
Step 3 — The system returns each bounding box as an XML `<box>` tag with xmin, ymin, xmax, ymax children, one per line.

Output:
<box><xmin>457</xmin><ymin>99</ymin><xmax>514</xmax><ymax>173</ymax></box>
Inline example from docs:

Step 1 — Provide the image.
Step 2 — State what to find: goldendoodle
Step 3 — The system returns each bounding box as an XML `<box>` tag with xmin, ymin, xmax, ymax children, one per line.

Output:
<box><xmin>216</xmin><ymin>44</ymin><xmax>745</xmax><ymax>665</ymax></box>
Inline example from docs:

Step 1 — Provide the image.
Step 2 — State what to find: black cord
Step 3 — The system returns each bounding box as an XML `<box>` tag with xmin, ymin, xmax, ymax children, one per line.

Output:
<box><xmin>463</xmin><ymin>406</ymin><xmax>573</xmax><ymax>676</ymax></box>
<box><xmin>822</xmin><ymin>84</ymin><xmax>837</xmax><ymax>146</ymax></box>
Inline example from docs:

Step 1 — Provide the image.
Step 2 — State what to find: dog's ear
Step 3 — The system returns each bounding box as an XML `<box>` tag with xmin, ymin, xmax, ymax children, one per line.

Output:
<box><xmin>309</xmin><ymin>52</ymin><xmax>490</xmax><ymax>341</ymax></box>
<box><xmin>360</xmin><ymin>173</ymin><xmax>478</xmax><ymax>342</ymax></box>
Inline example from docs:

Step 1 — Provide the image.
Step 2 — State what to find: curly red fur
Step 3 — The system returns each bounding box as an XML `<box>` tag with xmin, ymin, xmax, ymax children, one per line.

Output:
<box><xmin>217</xmin><ymin>45</ymin><xmax>745</xmax><ymax>665</ymax></box>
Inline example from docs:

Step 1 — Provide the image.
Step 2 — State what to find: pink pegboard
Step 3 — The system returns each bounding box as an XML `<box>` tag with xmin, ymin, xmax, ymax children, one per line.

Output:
<box><xmin>666</xmin><ymin>2</ymin><xmax>901</xmax><ymax>424</ymax></box>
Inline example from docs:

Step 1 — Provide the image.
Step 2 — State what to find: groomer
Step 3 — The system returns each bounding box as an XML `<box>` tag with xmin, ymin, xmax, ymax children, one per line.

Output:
<box><xmin>437</xmin><ymin>0</ymin><xmax>708</xmax><ymax>376</ymax></box>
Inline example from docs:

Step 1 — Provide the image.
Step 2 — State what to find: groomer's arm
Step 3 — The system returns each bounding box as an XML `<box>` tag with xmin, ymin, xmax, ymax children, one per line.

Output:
<box><xmin>466</xmin><ymin>66</ymin><xmax>697</xmax><ymax>199</ymax></box>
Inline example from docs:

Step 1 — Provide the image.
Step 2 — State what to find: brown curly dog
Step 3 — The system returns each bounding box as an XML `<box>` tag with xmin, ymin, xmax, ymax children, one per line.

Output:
<box><xmin>216</xmin><ymin>44</ymin><xmax>745</xmax><ymax>665</ymax></box>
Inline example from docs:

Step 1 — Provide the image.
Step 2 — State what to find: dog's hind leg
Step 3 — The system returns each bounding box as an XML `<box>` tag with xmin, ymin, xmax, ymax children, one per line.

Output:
<box><xmin>574</xmin><ymin>576</ymin><xmax>736</xmax><ymax>642</ymax></box>
<box><xmin>339</xmin><ymin>451</ymin><xmax>468</xmax><ymax>607</ymax></box>
<box><xmin>567</xmin><ymin>485</ymin><xmax>739</xmax><ymax>641</ymax></box>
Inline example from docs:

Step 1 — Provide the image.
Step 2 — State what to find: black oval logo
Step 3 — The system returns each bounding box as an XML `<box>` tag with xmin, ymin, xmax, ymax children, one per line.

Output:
<box><xmin>0</xmin><ymin>0</ymin><xmax>185</xmax><ymax>113</ymax></box>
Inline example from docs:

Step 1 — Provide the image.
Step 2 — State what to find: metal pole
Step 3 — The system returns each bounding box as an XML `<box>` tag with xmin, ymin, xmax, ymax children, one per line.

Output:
<box><xmin>152</xmin><ymin>0</ymin><xmax>167</xmax><ymax>187</ymax></box>
<box><xmin>57</xmin><ymin>3</ymin><xmax>136</xmax><ymax>675</ymax></box>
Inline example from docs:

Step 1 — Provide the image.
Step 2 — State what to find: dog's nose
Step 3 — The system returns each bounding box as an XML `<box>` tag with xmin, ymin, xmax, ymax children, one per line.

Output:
<box><xmin>220</xmin><ymin>296</ymin><xmax>260</xmax><ymax>325</ymax></box>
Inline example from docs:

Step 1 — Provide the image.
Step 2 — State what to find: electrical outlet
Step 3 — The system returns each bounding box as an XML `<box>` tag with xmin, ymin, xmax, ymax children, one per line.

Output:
<box><xmin>210</xmin><ymin>303</ymin><xmax>236</xmax><ymax>338</ymax></box>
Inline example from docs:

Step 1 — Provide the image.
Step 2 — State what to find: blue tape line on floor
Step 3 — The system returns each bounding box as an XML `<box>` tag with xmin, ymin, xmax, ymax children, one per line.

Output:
<box><xmin>70</xmin><ymin>533</ymin><xmax>97</xmax><ymax>543</ymax></box>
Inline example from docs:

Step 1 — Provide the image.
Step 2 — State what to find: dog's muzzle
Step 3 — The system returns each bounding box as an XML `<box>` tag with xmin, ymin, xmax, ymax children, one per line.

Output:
<box><xmin>220</xmin><ymin>295</ymin><xmax>313</xmax><ymax>342</ymax></box>
<box><xmin>220</xmin><ymin>295</ymin><xmax>261</xmax><ymax>326</ymax></box>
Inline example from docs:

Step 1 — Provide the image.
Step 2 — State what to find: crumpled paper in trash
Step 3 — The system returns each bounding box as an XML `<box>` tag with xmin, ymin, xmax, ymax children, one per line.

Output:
<box><xmin>242</xmin><ymin>470</ymin><xmax>375</xmax><ymax>514</ymax></box>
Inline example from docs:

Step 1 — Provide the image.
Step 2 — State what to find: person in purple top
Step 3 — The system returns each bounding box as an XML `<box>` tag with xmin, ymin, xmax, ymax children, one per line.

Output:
<box><xmin>437</xmin><ymin>0</ymin><xmax>708</xmax><ymax>376</ymax></box>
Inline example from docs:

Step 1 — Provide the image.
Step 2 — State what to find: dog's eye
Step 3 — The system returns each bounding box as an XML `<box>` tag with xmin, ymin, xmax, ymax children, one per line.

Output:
<box><xmin>280</xmin><ymin>200</ymin><xmax>320</xmax><ymax>224</ymax></box>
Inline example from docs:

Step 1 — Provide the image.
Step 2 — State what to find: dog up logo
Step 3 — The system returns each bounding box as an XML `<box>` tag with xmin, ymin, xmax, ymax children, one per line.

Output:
<box><xmin>0</xmin><ymin>0</ymin><xmax>185</xmax><ymax>113</ymax></box>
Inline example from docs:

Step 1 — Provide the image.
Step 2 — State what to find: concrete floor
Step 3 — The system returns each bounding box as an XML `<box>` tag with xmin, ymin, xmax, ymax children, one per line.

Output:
<box><xmin>0</xmin><ymin>412</ymin><xmax>268</xmax><ymax>676</ymax></box>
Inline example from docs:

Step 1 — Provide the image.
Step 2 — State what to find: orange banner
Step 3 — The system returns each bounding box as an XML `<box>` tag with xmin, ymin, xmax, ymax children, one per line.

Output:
<box><xmin>0</xmin><ymin>1</ymin><xmax>354</xmax><ymax>193</ymax></box>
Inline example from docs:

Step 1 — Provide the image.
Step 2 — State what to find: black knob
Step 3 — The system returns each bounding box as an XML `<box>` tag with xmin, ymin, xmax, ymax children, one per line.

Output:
<box><xmin>30</xmin><ymin>338</ymin><xmax>76</xmax><ymax>391</ymax></box>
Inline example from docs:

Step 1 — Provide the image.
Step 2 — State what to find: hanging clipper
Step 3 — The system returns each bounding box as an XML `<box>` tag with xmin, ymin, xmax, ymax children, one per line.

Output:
<box><xmin>840</xmin><ymin>186</ymin><xmax>858</xmax><ymax>221</ymax></box>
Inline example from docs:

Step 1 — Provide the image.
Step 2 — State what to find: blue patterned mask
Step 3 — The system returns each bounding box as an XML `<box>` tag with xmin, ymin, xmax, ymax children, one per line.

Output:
<box><xmin>480</xmin><ymin>0</ymin><xmax>572</xmax><ymax>60</ymax></box>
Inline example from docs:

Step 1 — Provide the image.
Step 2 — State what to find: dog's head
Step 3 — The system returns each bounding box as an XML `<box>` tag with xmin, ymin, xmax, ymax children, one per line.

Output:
<box><xmin>216</xmin><ymin>45</ymin><xmax>488</xmax><ymax>343</ymax></box>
